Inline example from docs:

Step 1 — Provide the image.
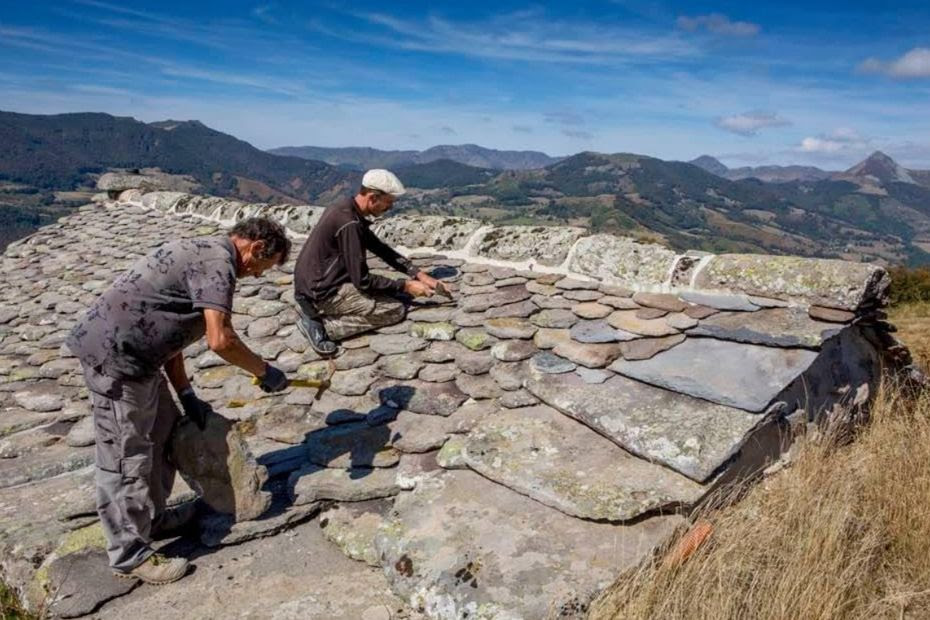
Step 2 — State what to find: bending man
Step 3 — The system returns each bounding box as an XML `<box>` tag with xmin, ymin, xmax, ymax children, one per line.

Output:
<box><xmin>294</xmin><ymin>169</ymin><xmax>438</xmax><ymax>354</ymax></box>
<box><xmin>66</xmin><ymin>217</ymin><xmax>291</xmax><ymax>585</ymax></box>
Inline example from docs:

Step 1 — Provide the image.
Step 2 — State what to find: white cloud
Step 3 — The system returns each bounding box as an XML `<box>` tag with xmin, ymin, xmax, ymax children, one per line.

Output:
<box><xmin>798</xmin><ymin>128</ymin><xmax>869</xmax><ymax>153</ymax></box>
<box><xmin>714</xmin><ymin>112</ymin><xmax>790</xmax><ymax>136</ymax></box>
<box><xmin>859</xmin><ymin>48</ymin><xmax>930</xmax><ymax>79</ymax></box>
<box><xmin>677</xmin><ymin>14</ymin><xmax>760</xmax><ymax>37</ymax></box>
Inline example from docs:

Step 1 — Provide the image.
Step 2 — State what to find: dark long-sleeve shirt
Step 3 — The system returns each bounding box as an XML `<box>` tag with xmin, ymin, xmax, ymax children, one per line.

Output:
<box><xmin>294</xmin><ymin>197</ymin><xmax>419</xmax><ymax>302</ymax></box>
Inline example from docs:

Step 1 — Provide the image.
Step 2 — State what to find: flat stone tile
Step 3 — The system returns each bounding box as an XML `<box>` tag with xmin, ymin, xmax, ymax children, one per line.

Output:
<box><xmin>376</xmin><ymin>470</ymin><xmax>683</xmax><ymax>620</ymax></box>
<box><xmin>463</xmin><ymin>406</ymin><xmax>706</xmax><ymax>520</ymax></box>
<box><xmin>689</xmin><ymin>307</ymin><xmax>842</xmax><ymax>348</ymax></box>
<box><xmin>609</xmin><ymin>337</ymin><xmax>819</xmax><ymax>413</ymax></box>
<box><xmin>526</xmin><ymin>367</ymin><xmax>762</xmax><ymax>481</ymax></box>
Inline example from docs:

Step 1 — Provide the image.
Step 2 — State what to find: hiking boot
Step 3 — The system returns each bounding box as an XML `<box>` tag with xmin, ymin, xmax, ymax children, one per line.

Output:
<box><xmin>297</xmin><ymin>314</ymin><xmax>338</xmax><ymax>356</ymax></box>
<box><xmin>115</xmin><ymin>554</ymin><xmax>189</xmax><ymax>585</ymax></box>
<box><xmin>152</xmin><ymin>501</ymin><xmax>198</xmax><ymax>540</ymax></box>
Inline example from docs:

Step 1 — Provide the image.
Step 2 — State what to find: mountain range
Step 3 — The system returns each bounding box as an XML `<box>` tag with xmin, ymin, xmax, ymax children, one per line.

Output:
<box><xmin>2</xmin><ymin>110</ymin><xmax>930</xmax><ymax>265</ymax></box>
<box><xmin>689</xmin><ymin>152</ymin><xmax>930</xmax><ymax>186</ymax></box>
<box><xmin>689</xmin><ymin>155</ymin><xmax>832</xmax><ymax>183</ymax></box>
<box><xmin>268</xmin><ymin>144</ymin><xmax>561</xmax><ymax>171</ymax></box>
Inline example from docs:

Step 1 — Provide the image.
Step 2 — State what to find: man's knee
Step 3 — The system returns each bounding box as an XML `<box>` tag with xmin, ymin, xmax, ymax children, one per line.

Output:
<box><xmin>372</xmin><ymin>299</ymin><xmax>405</xmax><ymax>325</ymax></box>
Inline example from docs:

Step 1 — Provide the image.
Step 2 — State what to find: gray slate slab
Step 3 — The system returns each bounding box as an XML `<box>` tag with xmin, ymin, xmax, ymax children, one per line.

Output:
<box><xmin>609</xmin><ymin>337</ymin><xmax>819</xmax><ymax>412</ymax></box>
<box><xmin>462</xmin><ymin>406</ymin><xmax>707</xmax><ymax>521</ymax></box>
<box><xmin>688</xmin><ymin>307</ymin><xmax>842</xmax><ymax>348</ymax></box>
<box><xmin>679</xmin><ymin>290</ymin><xmax>760</xmax><ymax>312</ymax></box>
<box><xmin>375</xmin><ymin>471</ymin><xmax>684</xmax><ymax>620</ymax></box>
<box><xmin>525</xmin><ymin>368</ymin><xmax>763</xmax><ymax>481</ymax></box>
<box><xmin>46</xmin><ymin>548</ymin><xmax>139</xmax><ymax>618</ymax></box>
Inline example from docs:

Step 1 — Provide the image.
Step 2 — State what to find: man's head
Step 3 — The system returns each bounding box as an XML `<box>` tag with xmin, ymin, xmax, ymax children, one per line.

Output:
<box><xmin>355</xmin><ymin>169</ymin><xmax>405</xmax><ymax>218</ymax></box>
<box><xmin>228</xmin><ymin>217</ymin><xmax>292</xmax><ymax>278</ymax></box>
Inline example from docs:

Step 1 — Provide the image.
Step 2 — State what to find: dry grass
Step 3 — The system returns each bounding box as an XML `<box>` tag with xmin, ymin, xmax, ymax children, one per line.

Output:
<box><xmin>589</xmin><ymin>303</ymin><xmax>930</xmax><ymax>620</ymax></box>
<box><xmin>1</xmin><ymin>580</ymin><xmax>33</xmax><ymax>620</ymax></box>
<box><xmin>889</xmin><ymin>302</ymin><xmax>930</xmax><ymax>369</ymax></box>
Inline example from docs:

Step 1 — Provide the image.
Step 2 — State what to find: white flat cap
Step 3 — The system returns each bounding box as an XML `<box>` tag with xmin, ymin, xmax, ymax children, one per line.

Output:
<box><xmin>362</xmin><ymin>169</ymin><xmax>406</xmax><ymax>197</ymax></box>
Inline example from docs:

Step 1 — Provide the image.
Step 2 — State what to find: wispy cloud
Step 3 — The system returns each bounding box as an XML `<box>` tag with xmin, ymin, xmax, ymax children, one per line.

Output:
<box><xmin>252</xmin><ymin>4</ymin><xmax>278</xmax><ymax>25</ymax></box>
<box><xmin>677</xmin><ymin>13</ymin><xmax>760</xmax><ymax>37</ymax></box>
<box><xmin>512</xmin><ymin>125</ymin><xmax>534</xmax><ymax>134</ymax></box>
<box><xmin>544</xmin><ymin>109</ymin><xmax>586</xmax><ymax>126</ymax></box>
<box><xmin>859</xmin><ymin>48</ymin><xmax>930</xmax><ymax>79</ymax></box>
<box><xmin>714</xmin><ymin>111</ymin><xmax>790</xmax><ymax>136</ymax></box>
<box><xmin>563</xmin><ymin>129</ymin><xmax>594</xmax><ymax>140</ymax></box>
<box><xmin>312</xmin><ymin>10</ymin><xmax>698</xmax><ymax>65</ymax></box>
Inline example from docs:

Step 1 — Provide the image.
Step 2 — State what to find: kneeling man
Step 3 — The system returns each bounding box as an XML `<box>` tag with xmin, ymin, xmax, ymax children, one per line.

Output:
<box><xmin>294</xmin><ymin>169</ymin><xmax>438</xmax><ymax>354</ymax></box>
<box><xmin>66</xmin><ymin>217</ymin><xmax>291</xmax><ymax>585</ymax></box>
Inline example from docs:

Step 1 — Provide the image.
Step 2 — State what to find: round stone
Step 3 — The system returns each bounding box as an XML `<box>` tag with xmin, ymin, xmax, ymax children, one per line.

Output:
<box><xmin>572</xmin><ymin>302</ymin><xmax>612</xmax><ymax>320</ymax></box>
<box><xmin>455</xmin><ymin>329</ymin><xmax>497</xmax><ymax>351</ymax></box>
<box><xmin>419</xmin><ymin>363</ymin><xmax>457</xmax><ymax>383</ymax></box>
<box><xmin>529</xmin><ymin>352</ymin><xmax>576</xmax><ymax>374</ymax></box>
<box><xmin>490</xmin><ymin>340</ymin><xmax>537</xmax><ymax>362</ymax></box>
<box><xmin>65</xmin><ymin>416</ymin><xmax>96</xmax><ymax>447</ymax></box>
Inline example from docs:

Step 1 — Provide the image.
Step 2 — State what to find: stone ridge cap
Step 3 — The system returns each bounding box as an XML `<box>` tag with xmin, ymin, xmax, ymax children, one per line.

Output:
<box><xmin>104</xmin><ymin>189</ymin><xmax>889</xmax><ymax>311</ymax></box>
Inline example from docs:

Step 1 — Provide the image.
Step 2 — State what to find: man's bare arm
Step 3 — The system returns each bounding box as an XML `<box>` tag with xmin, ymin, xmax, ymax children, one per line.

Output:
<box><xmin>163</xmin><ymin>352</ymin><xmax>192</xmax><ymax>395</ymax></box>
<box><xmin>203</xmin><ymin>308</ymin><xmax>267</xmax><ymax>378</ymax></box>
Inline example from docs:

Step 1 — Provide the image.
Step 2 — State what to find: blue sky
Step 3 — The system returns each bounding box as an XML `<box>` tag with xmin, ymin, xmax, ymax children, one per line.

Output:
<box><xmin>2</xmin><ymin>1</ymin><xmax>929</xmax><ymax>168</ymax></box>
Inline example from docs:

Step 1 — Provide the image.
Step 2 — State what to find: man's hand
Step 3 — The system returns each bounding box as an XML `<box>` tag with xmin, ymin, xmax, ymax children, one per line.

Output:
<box><xmin>178</xmin><ymin>387</ymin><xmax>209</xmax><ymax>430</ymax></box>
<box><xmin>416</xmin><ymin>271</ymin><xmax>441</xmax><ymax>290</ymax></box>
<box><xmin>259</xmin><ymin>364</ymin><xmax>289</xmax><ymax>393</ymax></box>
<box><xmin>404</xmin><ymin>279</ymin><xmax>434</xmax><ymax>297</ymax></box>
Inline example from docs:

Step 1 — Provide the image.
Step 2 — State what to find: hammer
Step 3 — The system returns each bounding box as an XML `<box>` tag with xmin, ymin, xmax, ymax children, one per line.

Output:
<box><xmin>249</xmin><ymin>376</ymin><xmax>331</xmax><ymax>400</ymax></box>
<box><xmin>227</xmin><ymin>361</ymin><xmax>335</xmax><ymax>407</ymax></box>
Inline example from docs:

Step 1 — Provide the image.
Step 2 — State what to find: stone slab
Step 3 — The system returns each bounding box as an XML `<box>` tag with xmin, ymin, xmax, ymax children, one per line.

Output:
<box><xmin>319</xmin><ymin>499</ymin><xmax>392</xmax><ymax>567</ymax></box>
<box><xmin>462</xmin><ymin>406</ymin><xmax>706</xmax><ymax>521</ymax></box>
<box><xmin>609</xmin><ymin>337</ymin><xmax>819</xmax><ymax>413</ymax></box>
<box><xmin>373</xmin><ymin>380</ymin><xmax>469</xmax><ymax>416</ymax></box>
<box><xmin>618</xmin><ymin>334</ymin><xmax>686</xmax><ymax>361</ymax></box>
<box><xmin>288</xmin><ymin>465</ymin><xmax>400</xmax><ymax>505</ymax></box>
<box><xmin>526</xmin><ymin>368</ymin><xmax>763</xmax><ymax>481</ymax></box>
<box><xmin>689</xmin><ymin>307</ymin><xmax>842</xmax><ymax>348</ymax></box>
<box><xmin>553</xmin><ymin>340</ymin><xmax>622</xmax><ymax>368</ymax></box>
<box><xmin>694</xmin><ymin>253</ymin><xmax>888</xmax><ymax>311</ymax></box>
<box><xmin>607</xmin><ymin>310</ymin><xmax>679</xmax><ymax>337</ymax></box>
<box><xmin>46</xmin><ymin>548</ymin><xmax>138</xmax><ymax>618</ymax></box>
<box><xmin>376</xmin><ymin>471</ymin><xmax>684</xmax><ymax>619</ymax></box>
<box><xmin>679</xmin><ymin>291</ymin><xmax>759</xmax><ymax>312</ymax></box>
<box><xmin>482</xmin><ymin>317</ymin><xmax>537</xmax><ymax>339</ymax></box>
<box><xmin>171</xmin><ymin>413</ymin><xmax>272</xmax><ymax>521</ymax></box>
<box><xmin>632</xmin><ymin>292</ymin><xmax>687</xmax><ymax>313</ymax></box>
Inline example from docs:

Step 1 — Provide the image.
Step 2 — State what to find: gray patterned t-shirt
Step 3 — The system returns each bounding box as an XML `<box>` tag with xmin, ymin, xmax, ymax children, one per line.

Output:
<box><xmin>67</xmin><ymin>236</ymin><xmax>237</xmax><ymax>378</ymax></box>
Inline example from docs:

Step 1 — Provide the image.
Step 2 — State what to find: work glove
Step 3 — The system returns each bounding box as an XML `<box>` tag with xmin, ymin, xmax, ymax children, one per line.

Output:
<box><xmin>178</xmin><ymin>387</ymin><xmax>209</xmax><ymax>430</ymax></box>
<box><xmin>259</xmin><ymin>364</ymin><xmax>289</xmax><ymax>393</ymax></box>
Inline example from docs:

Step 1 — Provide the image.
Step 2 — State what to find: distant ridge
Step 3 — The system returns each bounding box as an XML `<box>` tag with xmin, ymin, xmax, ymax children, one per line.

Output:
<box><xmin>0</xmin><ymin>110</ymin><xmax>357</xmax><ymax>204</ymax></box>
<box><xmin>268</xmin><ymin>144</ymin><xmax>562</xmax><ymax>171</ymax></box>
<box><xmin>689</xmin><ymin>155</ymin><xmax>831</xmax><ymax>183</ymax></box>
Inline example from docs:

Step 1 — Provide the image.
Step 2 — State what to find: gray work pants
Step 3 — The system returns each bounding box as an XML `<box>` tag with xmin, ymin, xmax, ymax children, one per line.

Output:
<box><xmin>316</xmin><ymin>282</ymin><xmax>406</xmax><ymax>341</ymax></box>
<box><xmin>81</xmin><ymin>364</ymin><xmax>180</xmax><ymax>572</ymax></box>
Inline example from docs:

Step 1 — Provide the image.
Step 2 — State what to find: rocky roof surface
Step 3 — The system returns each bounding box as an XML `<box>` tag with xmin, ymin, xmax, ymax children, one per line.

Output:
<box><xmin>0</xmin><ymin>187</ymin><xmax>915</xmax><ymax>619</ymax></box>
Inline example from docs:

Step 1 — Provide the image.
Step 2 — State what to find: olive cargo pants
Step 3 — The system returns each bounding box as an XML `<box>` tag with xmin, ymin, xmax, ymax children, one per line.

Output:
<box><xmin>315</xmin><ymin>282</ymin><xmax>406</xmax><ymax>341</ymax></box>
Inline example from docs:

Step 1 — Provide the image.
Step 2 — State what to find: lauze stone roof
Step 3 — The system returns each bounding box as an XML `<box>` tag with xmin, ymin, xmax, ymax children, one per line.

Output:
<box><xmin>0</xmin><ymin>185</ymin><xmax>914</xmax><ymax>618</ymax></box>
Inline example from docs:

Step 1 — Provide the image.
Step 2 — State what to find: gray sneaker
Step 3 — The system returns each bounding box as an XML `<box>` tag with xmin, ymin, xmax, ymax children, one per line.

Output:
<box><xmin>116</xmin><ymin>554</ymin><xmax>189</xmax><ymax>585</ymax></box>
